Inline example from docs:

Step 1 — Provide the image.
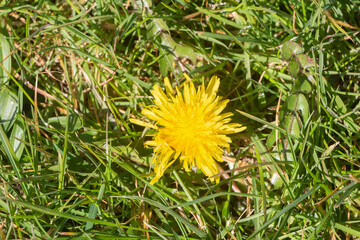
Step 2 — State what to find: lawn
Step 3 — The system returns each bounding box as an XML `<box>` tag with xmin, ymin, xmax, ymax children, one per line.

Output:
<box><xmin>1</xmin><ymin>0</ymin><xmax>360</xmax><ymax>239</ymax></box>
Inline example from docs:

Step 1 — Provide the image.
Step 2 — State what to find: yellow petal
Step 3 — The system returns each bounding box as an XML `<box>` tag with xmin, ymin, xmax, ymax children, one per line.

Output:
<box><xmin>144</xmin><ymin>140</ymin><xmax>158</xmax><ymax>147</ymax></box>
<box><xmin>220</xmin><ymin>124</ymin><xmax>247</xmax><ymax>134</ymax></box>
<box><xmin>164</xmin><ymin>77</ymin><xmax>173</xmax><ymax>96</ymax></box>
<box><xmin>206</xmin><ymin>75</ymin><xmax>220</xmax><ymax>96</ymax></box>
<box><xmin>150</xmin><ymin>174</ymin><xmax>161</xmax><ymax>185</ymax></box>
<box><xmin>213</xmin><ymin>99</ymin><xmax>229</xmax><ymax>116</ymax></box>
<box><xmin>183</xmin><ymin>73</ymin><xmax>192</xmax><ymax>81</ymax></box>
<box><xmin>198</xmin><ymin>157</ymin><xmax>219</xmax><ymax>181</ymax></box>
<box><xmin>150</xmin><ymin>149</ymin><xmax>174</xmax><ymax>185</ymax></box>
<box><xmin>142</xmin><ymin>108</ymin><xmax>162</xmax><ymax>122</ymax></box>
<box><xmin>183</xmin><ymin>81</ymin><xmax>191</xmax><ymax>105</ymax></box>
<box><xmin>129</xmin><ymin>118</ymin><xmax>158</xmax><ymax>129</ymax></box>
<box><xmin>152</xmin><ymin>85</ymin><xmax>170</xmax><ymax>106</ymax></box>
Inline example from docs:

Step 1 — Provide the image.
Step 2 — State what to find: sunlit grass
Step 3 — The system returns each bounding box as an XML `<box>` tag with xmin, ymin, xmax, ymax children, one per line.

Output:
<box><xmin>0</xmin><ymin>0</ymin><xmax>359</xmax><ymax>239</ymax></box>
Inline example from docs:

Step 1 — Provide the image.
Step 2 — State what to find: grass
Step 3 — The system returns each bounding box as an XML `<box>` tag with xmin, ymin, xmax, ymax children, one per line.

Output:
<box><xmin>0</xmin><ymin>0</ymin><xmax>360</xmax><ymax>239</ymax></box>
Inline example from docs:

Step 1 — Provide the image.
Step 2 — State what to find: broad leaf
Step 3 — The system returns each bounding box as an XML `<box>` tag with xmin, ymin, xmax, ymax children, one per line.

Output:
<box><xmin>282</xmin><ymin>41</ymin><xmax>302</xmax><ymax>61</ymax></box>
<box><xmin>10</xmin><ymin>115</ymin><xmax>25</xmax><ymax>159</ymax></box>
<box><xmin>48</xmin><ymin>115</ymin><xmax>82</xmax><ymax>132</ymax></box>
<box><xmin>0</xmin><ymin>87</ymin><xmax>18</xmax><ymax>132</ymax></box>
<box><xmin>0</xmin><ymin>34</ymin><xmax>11</xmax><ymax>85</ymax></box>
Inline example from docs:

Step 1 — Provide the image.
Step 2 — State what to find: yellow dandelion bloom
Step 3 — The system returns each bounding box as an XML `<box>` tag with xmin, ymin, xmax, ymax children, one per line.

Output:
<box><xmin>133</xmin><ymin>74</ymin><xmax>246</xmax><ymax>185</ymax></box>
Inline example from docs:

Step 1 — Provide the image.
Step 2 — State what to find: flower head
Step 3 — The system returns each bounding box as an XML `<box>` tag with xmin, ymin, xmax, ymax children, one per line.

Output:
<box><xmin>132</xmin><ymin>74</ymin><xmax>246</xmax><ymax>184</ymax></box>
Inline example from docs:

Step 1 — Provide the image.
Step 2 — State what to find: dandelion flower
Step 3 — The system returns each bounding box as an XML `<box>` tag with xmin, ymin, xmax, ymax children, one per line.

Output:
<box><xmin>132</xmin><ymin>74</ymin><xmax>246</xmax><ymax>185</ymax></box>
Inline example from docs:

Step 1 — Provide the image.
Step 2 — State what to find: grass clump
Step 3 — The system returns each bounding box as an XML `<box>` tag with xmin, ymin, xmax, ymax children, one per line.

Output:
<box><xmin>0</xmin><ymin>0</ymin><xmax>359</xmax><ymax>239</ymax></box>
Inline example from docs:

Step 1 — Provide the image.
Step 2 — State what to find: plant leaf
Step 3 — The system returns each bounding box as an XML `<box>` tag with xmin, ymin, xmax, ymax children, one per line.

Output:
<box><xmin>0</xmin><ymin>34</ymin><xmax>11</xmax><ymax>85</ymax></box>
<box><xmin>0</xmin><ymin>87</ymin><xmax>18</xmax><ymax>132</ymax></box>
<box><xmin>282</xmin><ymin>41</ymin><xmax>302</xmax><ymax>61</ymax></box>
